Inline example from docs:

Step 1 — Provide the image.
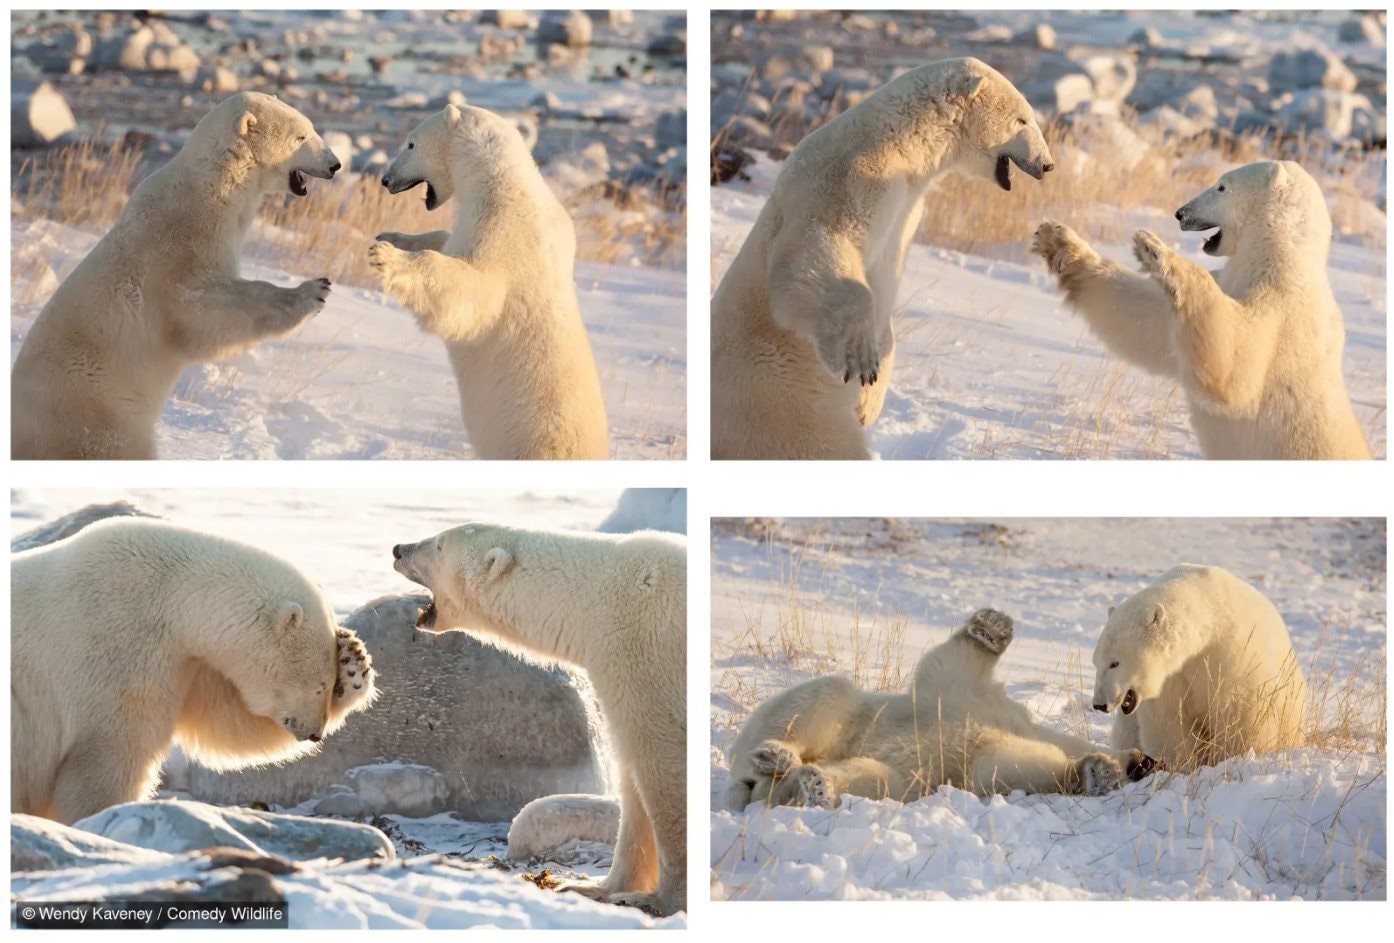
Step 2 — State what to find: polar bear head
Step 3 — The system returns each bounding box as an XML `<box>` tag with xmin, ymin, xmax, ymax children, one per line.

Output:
<box><xmin>187</xmin><ymin>92</ymin><xmax>340</xmax><ymax>198</ymax></box>
<box><xmin>1090</xmin><ymin>576</ymin><xmax>1205</xmax><ymax>716</ymax></box>
<box><xmin>1174</xmin><ymin>160</ymin><xmax>1331</xmax><ymax>257</ymax></box>
<box><xmin>392</xmin><ymin>522</ymin><xmax>520</xmax><ymax>639</ymax></box>
<box><xmin>235</xmin><ymin>596</ymin><xmax>344</xmax><ymax>742</ymax></box>
<box><xmin>934</xmin><ymin>58</ymin><xmax>1055</xmax><ymax>191</ymax></box>
<box><xmin>380</xmin><ymin>103</ymin><xmax>532</xmax><ymax>211</ymax></box>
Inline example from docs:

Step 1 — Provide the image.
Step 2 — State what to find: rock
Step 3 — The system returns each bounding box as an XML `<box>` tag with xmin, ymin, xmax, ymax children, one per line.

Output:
<box><xmin>799</xmin><ymin>44</ymin><xmax>835</xmax><ymax>73</ymax></box>
<box><xmin>647</xmin><ymin>32</ymin><xmax>686</xmax><ymax>57</ymax></box>
<box><xmin>186</xmin><ymin>594</ymin><xmax>608</xmax><ymax>822</ymax></box>
<box><xmin>1077</xmin><ymin>54</ymin><xmax>1136</xmax><ymax>102</ymax></box>
<box><xmin>1022</xmin><ymin>73</ymin><xmax>1095</xmax><ymax>115</ymax></box>
<box><xmin>256</xmin><ymin>57</ymin><xmax>282</xmax><ymax>78</ymax></box>
<box><xmin>539</xmin><ymin>140</ymin><xmax>610</xmax><ymax>190</ymax></box>
<box><xmin>967</xmin><ymin>24</ymin><xmax>1013</xmax><ymax>43</ymax></box>
<box><xmin>1059</xmin><ymin>107</ymin><xmax>1151</xmax><ymax>171</ymax></box>
<box><xmin>12</xmin><ymin>814</ymin><xmax>171</xmax><ymax>872</ymax></box>
<box><xmin>531</xmin><ymin>90</ymin><xmax>562</xmax><ymax>112</ymax></box>
<box><xmin>75</xmin><ymin>800</ymin><xmax>395</xmax><ymax>862</ymax></box>
<box><xmin>321</xmin><ymin>130</ymin><xmax>354</xmax><ymax>172</ymax></box>
<box><xmin>1338</xmin><ymin>15</ymin><xmax>1385</xmax><ymax>47</ymax></box>
<box><xmin>1012</xmin><ymin>24</ymin><xmax>1057</xmax><ymax>50</ymax></box>
<box><xmin>1268</xmin><ymin>88</ymin><xmax>1379</xmax><ymax>141</ymax></box>
<box><xmin>715</xmin><ymin>115</ymin><xmax>776</xmax><ymax>151</ymax></box>
<box><xmin>594</xmin><ymin>10</ymin><xmax>634</xmax><ymax>28</ymax></box>
<box><xmin>352</xmin><ymin>148</ymin><xmax>389</xmax><ymax>175</ymax></box>
<box><xmin>712</xmin><ymin>88</ymin><xmax>771</xmax><ymax>128</ymax></box>
<box><xmin>507</xmin><ymin>794</ymin><xmax>619</xmax><ymax>860</ymax></box>
<box><xmin>713</xmin><ymin>62</ymin><xmax>755</xmax><ymax>87</ymax></box>
<box><xmin>816</xmin><ymin>67</ymin><xmax>876</xmax><ymax>102</ymax></box>
<box><xmin>92</xmin><ymin>24</ymin><xmax>199</xmax><ymax>77</ymax></box>
<box><xmin>192</xmin><ymin>65</ymin><xmax>239</xmax><ymax>94</ymax></box>
<box><xmin>343</xmin><ymin>764</ymin><xmax>450</xmax><ymax>818</ymax></box>
<box><xmin>538</xmin><ymin>11</ymin><xmax>593</xmax><ymax>48</ymax></box>
<box><xmin>598</xmin><ymin>489</ymin><xmax>687</xmax><ymax>535</ymax></box>
<box><xmin>426</xmin><ymin>89</ymin><xmax>468</xmax><ymax>110</ymax></box>
<box><xmin>10</xmin><ymin>79</ymin><xmax>77</xmax><ymax>149</ymax></box>
<box><xmin>385</xmin><ymin>90</ymin><xmax>429</xmax><ymax>109</ymax></box>
<box><xmin>1269</xmin><ymin>45</ymin><xmax>1358</xmax><ymax>93</ymax></box>
<box><xmin>1129</xmin><ymin>26</ymin><xmax>1164</xmax><ymax>49</ymax></box>
<box><xmin>655</xmin><ymin>109</ymin><xmax>686</xmax><ymax>150</ymax></box>
<box><xmin>481</xmin><ymin>10</ymin><xmax>537</xmax><ymax>31</ymax></box>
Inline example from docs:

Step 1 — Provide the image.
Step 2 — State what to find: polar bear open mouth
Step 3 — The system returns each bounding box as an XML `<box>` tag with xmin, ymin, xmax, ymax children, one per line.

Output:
<box><xmin>416</xmin><ymin>598</ymin><xmax>438</xmax><ymax>629</ymax></box>
<box><xmin>1120</xmin><ymin>689</ymin><xmax>1138</xmax><ymax>714</ymax></box>
<box><xmin>1178</xmin><ymin>216</ymin><xmax>1223</xmax><ymax>255</ymax></box>
<box><xmin>289</xmin><ymin>170</ymin><xmax>309</xmax><ymax>197</ymax></box>
<box><xmin>994</xmin><ymin>154</ymin><xmax>1040</xmax><ymax>193</ymax></box>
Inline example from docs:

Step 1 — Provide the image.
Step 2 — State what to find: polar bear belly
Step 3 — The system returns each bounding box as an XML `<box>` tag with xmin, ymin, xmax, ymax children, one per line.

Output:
<box><xmin>862</xmin><ymin>180</ymin><xmax>925</xmax><ymax>327</ymax></box>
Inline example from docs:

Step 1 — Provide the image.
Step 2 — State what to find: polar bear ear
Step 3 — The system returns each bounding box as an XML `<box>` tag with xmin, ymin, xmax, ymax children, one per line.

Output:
<box><xmin>483</xmin><ymin>548</ymin><xmax>514</xmax><ymax>581</ymax></box>
<box><xmin>1146</xmin><ymin>603</ymin><xmax>1167</xmax><ymax>629</ymax></box>
<box><xmin>949</xmin><ymin>73</ymin><xmax>985</xmax><ymax>100</ymax></box>
<box><xmin>444</xmin><ymin>103</ymin><xmax>464</xmax><ymax>126</ymax></box>
<box><xmin>1107</xmin><ymin>605</ymin><xmax>1116</xmax><ymax>617</ymax></box>
<box><xmin>276</xmin><ymin>601</ymin><xmax>304</xmax><ymax>632</ymax></box>
<box><xmin>238</xmin><ymin>111</ymin><xmax>259</xmax><ymax>137</ymax></box>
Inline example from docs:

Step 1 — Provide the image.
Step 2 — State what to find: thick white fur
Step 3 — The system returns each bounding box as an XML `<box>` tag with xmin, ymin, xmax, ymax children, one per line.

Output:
<box><xmin>1033</xmin><ymin>160</ymin><xmax>1370</xmax><ymax>459</ymax></box>
<box><xmin>393</xmin><ymin>523</ymin><xmax>685</xmax><ymax>915</ymax></box>
<box><xmin>1092</xmin><ymin>564</ymin><xmax>1308</xmax><ymax>770</ymax></box>
<box><xmin>371</xmin><ymin>105</ymin><xmax>609</xmax><ymax>460</ymax></box>
<box><xmin>725</xmin><ymin>609</ymin><xmax>1151</xmax><ymax>811</ymax></box>
<box><xmin>712</xmin><ymin>58</ymin><xmax>1054</xmax><ymax>459</ymax></box>
<box><xmin>11</xmin><ymin>92</ymin><xmax>340</xmax><ymax>460</ymax></box>
<box><xmin>11</xmin><ymin>518</ymin><xmax>375</xmax><ymax>825</ymax></box>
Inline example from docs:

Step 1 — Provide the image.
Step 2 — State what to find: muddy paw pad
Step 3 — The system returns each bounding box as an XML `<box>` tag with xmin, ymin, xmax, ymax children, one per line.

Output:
<box><xmin>964</xmin><ymin>608</ymin><xmax>1014</xmax><ymax>654</ymax></box>
<box><xmin>1126</xmin><ymin>751</ymin><xmax>1162</xmax><ymax>781</ymax></box>
<box><xmin>1078</xmin><ymin>754</ymin><xmax>1124</xmax><ymax>796</ymax></box>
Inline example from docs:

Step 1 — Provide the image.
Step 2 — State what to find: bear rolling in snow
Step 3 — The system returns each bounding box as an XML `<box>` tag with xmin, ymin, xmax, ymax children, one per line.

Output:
<box><xmin>1092</xmin><ymin>564</ymin><xmax>1308</xmax><ymax>771</ymax></box>
<box><xmin>1033</xmin><ymin>161</ymin><xmax>1371</xmax><ymax>460</ymax></box>
<box><xmin>370</xmin><ymin>104</ymin><xmax>610</xmax><ymax>460</ymax></box>
<box><xmin>725</xmin><ymin>609</ymin><xmax>1156</xmax><ymax>811</ymax></box>
<box><xmin>11</xmin><ymin>93</ymin><xmax>341</xmax><ymax>460</ymax></box>
<box><xmin>11</xmin><ymin>518</ymin><xmax>376</xmax><ymax>824</ymax></box>
<box><xmin>711</xmin><ymin>58</ymin><xmax>1055</xmax><ymax>459</ymax></box>
<box><xmin>392</xmin><ymin>522</ymin><xmax>685</xmax><ymax>915</ymax></box>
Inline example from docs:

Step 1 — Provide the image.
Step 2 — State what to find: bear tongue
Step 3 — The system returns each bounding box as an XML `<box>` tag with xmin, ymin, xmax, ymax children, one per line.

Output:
<box><xmin>289</xmin><ymin>170</ymin><xmax>308</xmax><ymax>197</ymax></box>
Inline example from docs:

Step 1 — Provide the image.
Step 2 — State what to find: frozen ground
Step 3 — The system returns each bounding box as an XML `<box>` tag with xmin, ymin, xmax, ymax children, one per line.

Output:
<box><xmin>712</xmin><ymin>158</ymin><xmax>1386</xmax><ymax>460</ymax></box>
<box><xmin>10</xmin><ymin>490</ymin><xmax>684</xmax><ymax>928</ymax></box>
<box><xmin>710</xmin><ymin>518</ymin><xmax>1386</xmax><ymax>900</ymax></box>
<box><xmin>11</xmin><ymin>218</ymin><xmax>685</xmax><ymax>459</ymax></box>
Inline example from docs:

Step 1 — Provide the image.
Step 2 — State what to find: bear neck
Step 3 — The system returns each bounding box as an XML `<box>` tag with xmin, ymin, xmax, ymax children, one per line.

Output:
<box><xmin>1223</xmin><ymin>212</ymin><xmax>1329</xmax><ymax>294</ymax></box>
<box><xmin>171</xmin><ymin>134</ymin><xmax>272</xmax><ymax>213</ymax></box>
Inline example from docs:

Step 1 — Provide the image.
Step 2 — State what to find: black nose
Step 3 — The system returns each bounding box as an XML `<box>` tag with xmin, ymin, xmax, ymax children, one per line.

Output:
<box><xmin>393</xmin><ymin>543</ymin><xmax>404</xmax><ymax>560</ymax></box>
<box><xmin>307</xmin><ymin>733</ymin><xmax>321</xmax><ymax>743</ymax></box>
<box><xmin>329</xmin><ymin>160</ymin><xmax>342</xmax><ymax>174</ymax></box>
<box><xmin>1042</xmin><ymin>162</ymin><xmax>1055</xmax><ymax>173</ymax></box>
<box><xmin>1175</xmin><ymin>209</ymin><xmax>1185</xmax><ymax>221</ymax></box>
<box><xmin>380</xmin><ymin>176</ymin><xmax>390</xmax><ymax>189</ymax></box>
<box><xmin>1093</xmin><ymin>703</ymin><xmax>1109</xmax><ymax>712</ymax></box>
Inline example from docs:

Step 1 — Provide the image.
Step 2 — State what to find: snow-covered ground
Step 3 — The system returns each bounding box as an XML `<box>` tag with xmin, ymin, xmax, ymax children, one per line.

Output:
<box><xmin>710</xmin><ymin>518</ymin><xmax>1386</xmax><ymax>900</ymax></box>
<box><xmin>10</xmin><ymin>490</ymin><xmax>685</xmax><ymax>928</ymax></box>
<box><xmin>712</xmin><ymin>158</ymin><xmax>1386</xmax><ymax>460</ymax></box>
<box><xmin>11</xmin><ymin>216</ymin><xmax>685</xmax><ymax>460</ymax></box>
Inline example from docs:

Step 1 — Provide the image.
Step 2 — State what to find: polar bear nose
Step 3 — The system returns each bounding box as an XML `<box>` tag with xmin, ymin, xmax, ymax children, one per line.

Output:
<box><xmin>1175</xmin><ymin>208</ymin><xmax>1186</xmax><ymax>221</ymax></box>
<box><xmin>305</xmin><ymin>733</ymin><xmax>322</xmax><ymax>743</ymax></box>
<box><xmin>393</xmin><ymin>543</ymin><xmax>405</xmax><ymax>560</ymax></box>
<box><xmin>329</xmin><ymin>159</ymin><xmax>342</xmax><ymax>175</ymax></box>
<box><xmin>1042</xmin><ymin>162</ymin><xmax>1055</xmax><ymax>173</ymax></box>
<box><xmin>1093</xmin><ymin>702</ymin><xmax>1109</xmax><ymax>712</ymax></box>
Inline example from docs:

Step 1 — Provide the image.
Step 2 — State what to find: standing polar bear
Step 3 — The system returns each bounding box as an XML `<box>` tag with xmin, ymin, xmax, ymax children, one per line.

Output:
<box><xmin>392</xmin><ymin>522</ymin><xmax>686</xmax><ymax>915</ymax></box>
<box><xmin>725</xmin><ymin>609</ymin><xmax>1156</xmax><ymax>811</ymax></box>
<box><xmin>12</xmin><ymin>518</ymin><xmax>376</xmax><ymax>824</ymax></box>
<box><xmin>1092</xmin><ymin>564</ymin><xmax>1308</xmax><ymax>771</ymax></box>
<box><xmin>1033</xmin><ymin>160</ymin><xmax>1370</xmax><ymax>460</ymax></box>
<box><xmin>712</xmin><ymin>58</ymin><xmax>1055</xmax><ymax>459</ymax></box>
<box><xmin>370</xmin><ymin>104</ymin><xmax>609</xmax><ymax>460</ymax></box>
<box><xmin>11</xmin><ymin>92</ymin><xmax>341</xmax><ymax>460</ymax></box>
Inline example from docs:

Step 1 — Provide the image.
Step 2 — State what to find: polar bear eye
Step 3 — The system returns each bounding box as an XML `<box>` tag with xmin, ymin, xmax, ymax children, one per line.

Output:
<box><xmin>1109</xmin><ymin>661</ymin><xmax>1119</xmax><ymax>669</ymax></box>
<box><xmin>1217</xmin><ymin>185</ymin><xmax>1225</xmax><ymax>193</ymax></box>
<box><xmin>1014</xmin><ymin>116</ymin><xmax>1027</xmax><ymax>127</ymax></box>
<box><xmin>407</xmin><ymin>141</ymin><xmax>415</xmax><ymax>150</ymax></box>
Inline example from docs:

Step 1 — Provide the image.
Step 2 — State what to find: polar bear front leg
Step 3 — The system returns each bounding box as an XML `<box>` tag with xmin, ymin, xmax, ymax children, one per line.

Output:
<box><xmin>855</xmin><ymin>332</ymin><xmax>896</xmax><ymax>426</ymax></box>
<box><xmin>559</xmin><ymin>770</ymin><xmax>658</xmax><ymax>903</ymax></box>
<box><xmin>368</xmin><ymin>242</ymin><xmax>506</xmax><ymax>341</ymax></box>
<box><xmin>768</xmin><ymin>763</ymin><xmax>837</xmax><ymax>809</ymax></box>
<box><xmin>51</xmin><ymin>736</ymin><xmax>163</xmax><ymax>825</ymax></box>
<box><xmin>176</xmin><ymin>276</ymin><xmax>330</xmax><ymax>357</ymax></box>
<box><xmin>374</xmin><ymin>230</ymin><xmax>451</xmax><ymax>252</ymax></box>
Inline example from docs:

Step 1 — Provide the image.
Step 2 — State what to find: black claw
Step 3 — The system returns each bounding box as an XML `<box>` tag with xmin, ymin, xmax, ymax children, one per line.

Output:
<box><xmin>842</xmin><ymin>369</ymin><xmax>850</xmax><ymax>383</ymax></box>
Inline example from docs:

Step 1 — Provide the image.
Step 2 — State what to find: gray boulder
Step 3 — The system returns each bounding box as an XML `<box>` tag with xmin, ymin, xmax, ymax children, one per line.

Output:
<box><xmin>11</xmin><ymin>79</ymin><xmax>76</xmax><ymax>149</ymax></box>
<box><xmin>11</xmin><ymin>501</ymin><xmax>155</xmax><ymax>551</ymax></box>
<box><xmin>598</xmin><ymin>489</ymin><xmax>686</xmax><ymax>535</ymax></box>
<box><xmin>12</xmin><ymin>814</ymin><xmax>171</xmax><ymax>872</ymax></box>
<box><xmin>192</xmin><ymin>65</ymin><xmax>239</xmax><ymax>94</ymax></box>
<box><xmin>75</xmin><ymin>800</ymin><xmax>394</xmax><ymax>861</ymax></box>
<box><xmin>186</xmin><ymin>593</ymin><xmax>609</xmax><ymax>822</ymax></box>
<box><xmin>538</xmin><ymin>11</ymin><xmax>593</xmax><ymax>48</ymax></box>
<box><xmin>1011</xmin><ymin>24</ymin><xmax>1057</xmax><ymax>51</ymax></box>
<box><xmin>1338</xmin><ymin>15</ymin><xmax>1385</xmax><ymax>47</ymax></box>
<box><xmin>1268</xmin><ymin>46</ymin><xmax>1358</xmax><ymax>93</ymax></box>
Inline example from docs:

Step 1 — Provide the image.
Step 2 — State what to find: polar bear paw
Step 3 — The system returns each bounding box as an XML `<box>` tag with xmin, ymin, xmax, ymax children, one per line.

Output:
<box><xmin>368</xmin><ymin>241</ymin><xmax>407</xmax><ymax>281</ymax></box>
<box><xmin>1123</xmin><ymin>749</ymin><xmax>1161</xmax><ymax>782</ymax></box>
<box><xmin>1132</xmin><ymin>230</ymin><xmax>1176</xmax><ymax>282</ymax></box>
<box><xmin>962</xmin><ymin>608</ymin><xmax>1014</xmax><ymax>654</ymax></box>
<box><xmin>1031</xmin><ymin>221</ymin><xmax>1093</xmax><ymax>276</ymax></box>
<box><xmin>774</xmin><ymin>764</ymin><xmax>835</xmax><ymax>809</ymax></box>
<box><xmin>750</xmin><ymin>740</ymin><xmax>800</xmax><ymax>777</ymax></box>
<box><xmin>333</xmin><ymin>628</ymin><xmax>374</xmax><ymax>707</ymax></box>
<box><xmin>817</xmin><ymin>318</ymin><xmax>880</xmax><ymax>387</ymax></box>
<box><xmin>1075</xmin><ymin>753</ymin><xmax>1125</xmax><ymax>796</ymax></box>
<box><xmin>286</xmin><ymin>277</ymin><xmax>331</xmax><ymax>324</ymax></box>
<box><xmin>606</xmin><ymin>891</ymin><xmax>668</xmax><ymax>916</ymax></box>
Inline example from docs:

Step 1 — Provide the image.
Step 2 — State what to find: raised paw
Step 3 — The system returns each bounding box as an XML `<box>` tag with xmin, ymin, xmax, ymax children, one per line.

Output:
<box><xmin>1031</xmin><ymin>221</ymin><xmax>1092</xmax><ymax>276</ymax></box>
<box><xmin>750</xmin><ymin>740</ymin><xmax>800</xmax><ymax>777</ymax></box>
<box><xmin>374</xmin><ymin>231</ymin><xmax>408</xmax><ymax>249</ymax></box>
<box><xmin>817</xmin><ymin>319</ymin><xmax>880</xmax><ymax>387</ymax></box>
<box><xmin>333</xmin><ymin>627</ymin><xmax>374</xmax><ymax>708</ymax></box>
<box><xmin>1075</xmin><ymin>753</ymin><xmax>1125</xmax><ymax>796</ymax></box>
<box><xmin>773</xmin><ymin>764</ymin><xmax>835</xmax><ymax>809</ymax></box>
<box><xmin>367</xmin><ymin>240</ymin><xmax>404</xmax><ymax>278</ymax></box>
<box><xmin>287</xmin><ymin>277</ymin><xmax>331</xmax><ymax>322</ymax></box>
<box><xmin>1123</xmin><ymin>749</ymin><xmax>1162</xmax><ymax>782</ymax></box>
<box><xmin>1131</xmin><ymin>229</ymin><xmax>1174</xmax><ymax>279</ymax></box>
<box><xmin>962</xmin><ymin>608</ymin><xmax>1014</xmax><ymax>654</ymax></box>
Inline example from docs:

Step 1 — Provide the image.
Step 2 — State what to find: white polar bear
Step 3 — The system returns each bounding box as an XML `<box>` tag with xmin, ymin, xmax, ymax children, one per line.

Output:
<box><xmin>1033</xmin><ymin>160</ymin><xmax>1371</xmax><ymax>460</ymax></box>
<box><xmin>11</xmin><ymin>518</ymin><xmax>376</xmax><ymax>825</ymax></box>
<box><xmin>712</xmin><ymin>58</ymin><xmax>1055</xmax><ymax>459</ymax></box>
<box><xmin>1091</xmin><ymin>564</ymin><xmax>1308</xmax><ymax>771</ymax></box>
<box><xmin>11</xmin><ymin>92</ymin><xmax>342</xmax><ymax>460</ymax></box>
<box><xmin>369</xmin><ymin>104</ymin><xmax>609</xmax><ymax>460</ymax></box>
<box><xmin>725</xmin><ymin>609</ymin><xmax>1156</xmax><ymax>811</ymax></box>
<box><xmin>392</xmin><ymin>522</ymin><xmax>685</xmax><ymax>915</ymax></box>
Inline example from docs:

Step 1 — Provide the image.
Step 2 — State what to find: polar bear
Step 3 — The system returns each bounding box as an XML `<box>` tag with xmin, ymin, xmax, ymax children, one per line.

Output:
<box><xmin>11</xmin><ymin>518</ymin><xmax>376</xmax><ymax>825</ymax></box>
<box><xmin>725</xmin><ymin>609</ymin><xmax>1156</xmax><ymax>811</ymax></box>
<box><xmin>712</xmin><ymin>58</ymin><xmax>1055</xmax><ymax>459</ymax></box>
<box><xmin>11</xmin><ymin>92</ymin><xmax>342</xmax><ymax>460</ymax></box>
<box><xmin>1091</xmin><ymin>564</ymin><xmax>1308</xmax><ymax>770</ymax></box>
<box><xmin>392</xmin><ymin>522</ymin><xmax>685</xmax><ymax>915</ymax></box>
<box><xmin>370</xmin><ymin>104</ymin><xmax>609</xmax><ymax>460</ymax></box>
<box><xmin>1032</xmin><ymin>160</ymin><xmax>1371</xmax><ymax>460</ymax></box>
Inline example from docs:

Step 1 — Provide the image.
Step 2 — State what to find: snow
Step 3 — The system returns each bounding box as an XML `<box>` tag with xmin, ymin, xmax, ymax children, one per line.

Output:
<box><xmin>10</xmin><ymin>217</ymin><xmax>685</xmax><ymax>460</ymax></box>
<box><xmin>712</xmin><ymin>158</ymin><xmax>1386</xmax><ymax>459</ymax></box>
<box><xmin>710</xmin><ymin>518</ymin><xmax>1386</xmax><ymax>900</ymax></box>
<box><xmin>10</xmin><ymin>490</ymin><xmax>684</xmax><ymax>928</ymax></box>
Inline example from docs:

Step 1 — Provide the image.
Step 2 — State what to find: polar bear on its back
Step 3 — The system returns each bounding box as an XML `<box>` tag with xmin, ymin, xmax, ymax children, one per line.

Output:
<box><xmin>11</xmin><ymin>92</ymin><xmax>341</xmax><ymax>460</ymax></box>
<box><xmin>1092</xmin><ymin>564</ymin><xmax>1307</xmax><ymax>770</ymax></box>
<box><xmin>712</xmin><ymin>57</ymin><xmax>1055</xmax><ymax>459</ymax></box>
<box><xmin>1034</xmin><ymin>160</ymin><xmax>1370</xmax><ymax>459</ymax></box>
<box><xmin>11</xmin><ymin>518</ymin><xmax>376</xmax><ymax>824</ymax></box>
<box><xmin>370</xmin><ymin>104</ymin><xmax>609</xmax><ymax>460</ymax></box>
<box><xmin>393</xmin><ymin>522</ymin><xmax>685</xmax><ymax>915</ymax></box>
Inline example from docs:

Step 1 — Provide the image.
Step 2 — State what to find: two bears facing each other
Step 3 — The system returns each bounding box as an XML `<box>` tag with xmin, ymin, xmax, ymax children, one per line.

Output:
<box><xmin>727</xmin><ymin>565</ymin><xmax>1307</xmax><ymax>811</ymax></box>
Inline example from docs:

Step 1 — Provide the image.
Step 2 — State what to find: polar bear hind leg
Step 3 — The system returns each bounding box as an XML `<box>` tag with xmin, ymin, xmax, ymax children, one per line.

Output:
<box><xmin>969</xmin><ymin>730</ymin><xmax>1132</xmax><ymax>796</ymax></box>
<box><xmin>51</xmin><ymin>735</ymin><xmax>164</xmax><ymax>825</ymax></box>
